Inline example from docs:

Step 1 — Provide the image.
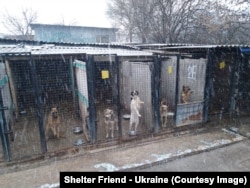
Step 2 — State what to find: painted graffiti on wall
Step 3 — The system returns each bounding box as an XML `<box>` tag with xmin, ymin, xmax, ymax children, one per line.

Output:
<box><xmin>187</xmin><ymin>65</ymin><xmax>197</xmax><ymax>80</ymax></box>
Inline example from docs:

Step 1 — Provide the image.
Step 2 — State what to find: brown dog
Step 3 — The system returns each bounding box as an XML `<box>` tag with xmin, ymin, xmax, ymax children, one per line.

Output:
<box><xmin>104</xmin><ymin>108</ymin><xmax>117</xmax><ymax>138</ymax></box>
<box><xmin>45</xmin><ymin>107</ymin><xmax>61</xmax><ymax>140</ymax></box>
<box><xmin>181</xmin><ymin>85</ymin><xmax>193</xmax><ymax>103</ymax></box>
<box><xmin>160</xmin><ymin>99</ymin><xmax>168</xmax><ymax>127</ymax></box>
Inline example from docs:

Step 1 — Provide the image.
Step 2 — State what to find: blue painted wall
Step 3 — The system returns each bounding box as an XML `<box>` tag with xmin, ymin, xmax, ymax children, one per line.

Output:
<box><xmin>31</xmin><ymin>24</ymin><xmax>117</xmax><ymax>43</ymax></box>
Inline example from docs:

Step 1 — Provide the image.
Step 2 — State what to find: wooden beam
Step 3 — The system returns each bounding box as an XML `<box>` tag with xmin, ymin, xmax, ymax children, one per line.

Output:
<box><xmin>5</xmin><ymin>60</ymin><xmax>19</xmax><ymax>119</ymax></box>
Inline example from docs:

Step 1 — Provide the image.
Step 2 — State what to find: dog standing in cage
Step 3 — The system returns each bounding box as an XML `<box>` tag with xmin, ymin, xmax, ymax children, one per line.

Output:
<box><xmin>104</xmin><ymin>108</ymin><xmax>117</xmax><ymax>138</ymax></box>
<box><xmin>129</xmin><ymin>90</ymin><xmax>144</xmax><ymax>133</ymax></box>
<box><xmin>45</xmin><ymin>107</ymin><xmax>61</xmax><ymax>140</ymax></box>
<box><xmin>181</xmin><ymin>85</ymin><xmax>193</xmax><ymax>103</ymax></box>
<box><xmin>160</xmin><ymin>98</ymin><xmax>168</xmax><ymax>127</ymax></box>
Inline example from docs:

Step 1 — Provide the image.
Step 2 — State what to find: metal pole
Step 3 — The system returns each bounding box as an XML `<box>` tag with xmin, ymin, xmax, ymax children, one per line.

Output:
<box><xmin>30</xmin><ymin>55</ymin><xmax>47</xmax><ymax>153</ymax></box>
<box><xmin>86</xmin><ymin>55</ymin><xmax>97</xmax><ymax>143</ymax></box>
<box><xmin>229</xmin><ymin>48</ymin><xmax>240</xmax><ymax>117</ymax></box>
<box><xmin>153</xmin><ymin>55</ymin><xmax>161</xmax><ymax>133</ymax></box>
<box><xmin>0</xmin><ymin>97</ymin><xmax>10</xmax><ymax>161</ymax></box>
<box><xmin>69</xmin><ymin>57</ymin><xmax>75</xmax><ymax>112</ymax></box>
<box><xmin>203</xmin><ymin>49</ymin><xmax>212</xmax><ymax>123</ymax></box>
<box><xmin>115</xmin><ymin>55</ymin><xmax>122</xmax><ymax>141</ymax></box>
<box><xmin>174</xmin><ymin>55</ymin><xmax>180</xmax><ymax>126</ymax></box>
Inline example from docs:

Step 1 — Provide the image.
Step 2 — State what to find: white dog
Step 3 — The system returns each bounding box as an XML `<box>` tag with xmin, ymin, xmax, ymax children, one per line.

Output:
<box><xmin>129</xmin><ymin>90</ymin><xmax>144</xmax><ymax>133</ymax></box>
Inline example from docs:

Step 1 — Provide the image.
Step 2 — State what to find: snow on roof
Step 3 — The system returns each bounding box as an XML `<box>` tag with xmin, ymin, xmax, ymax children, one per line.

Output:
<box><xmin>136</xmin><ymin>43</ymin><xmax>250</xmax><ymax>50</ymax></box>
<box><xmin>0</xmin><ymin>44</ymin><xmax>153</xmax><ymax>57</ymax></box>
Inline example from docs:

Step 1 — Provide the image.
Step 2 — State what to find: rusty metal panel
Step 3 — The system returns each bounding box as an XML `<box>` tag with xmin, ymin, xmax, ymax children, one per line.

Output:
<box><xmin>176</xmin><ymin>58</ymin><xmax>207</xmax><ymax>127</ymax></box>
<box><xmin>176</xmin><ymin>101</ymin><xmax>204</xmax><ymax>127</ymax></box>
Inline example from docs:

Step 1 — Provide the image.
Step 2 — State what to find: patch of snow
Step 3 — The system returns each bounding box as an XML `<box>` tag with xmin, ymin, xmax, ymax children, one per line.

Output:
<box><xmin>230</xmin><ymin>127</ymin><xmax>239</xmax><ymax>132</ymax></box>
<box><xmin>121</xmin><ymin>162</ymin><xmax>146</xmax><ymax>169</ymax></box>
<box><xmin>37</xmin><ymin>183</ymin><xmax>59</xmax><ymax>188</ymax></box>
<box><xmin>94</xmin><ymin>163</ymin><xmax>119</xmax><ymax>171</ymax></box>
<box><xmin>151</xmin><ymin>153</ymin><xmax>173</xmax><ymax>161</ymax></box>
<box><xmin>93</xmin><ymin>135</ymin><xmax>245</xmax><ymax>171</ymax></box>
<box><xmin>222</xmin><ymin>128</ymin><xmax>240</xmax><ymax>136</ymax></box>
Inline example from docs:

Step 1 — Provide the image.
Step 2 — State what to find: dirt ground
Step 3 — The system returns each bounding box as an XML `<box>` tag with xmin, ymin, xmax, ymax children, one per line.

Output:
<box><xmin>0</xmin><ymin>100</ymin><xmax>177</xmax><ymax>162</ymax></box>
<box><xmin>3</xmin><ymin>100</ymin><xmax>245</xmax><ymax>163</ymax></box>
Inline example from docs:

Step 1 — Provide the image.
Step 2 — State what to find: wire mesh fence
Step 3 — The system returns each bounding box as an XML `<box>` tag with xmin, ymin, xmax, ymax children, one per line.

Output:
<box><xmin>0</xmin><ymin>45</ymin><xmax>250</xmax><ymax>161</ymax></box>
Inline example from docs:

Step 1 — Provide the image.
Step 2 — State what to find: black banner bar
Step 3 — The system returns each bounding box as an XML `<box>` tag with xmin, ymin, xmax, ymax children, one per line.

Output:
<box><xmin>60</xmin><ymin>172</ymin><xmax>249</xmax><ymax>187</ymax></box>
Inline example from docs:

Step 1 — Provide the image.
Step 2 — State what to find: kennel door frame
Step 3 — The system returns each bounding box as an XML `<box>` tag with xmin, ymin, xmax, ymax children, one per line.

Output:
<box><xmin>0</xmin><ymin>62</ymin><xmax>12</xmax><ymax>161</ymax></box>
<box><xmin>160</xmin><ymin>56</ymin><xmax>178</xmax><ymax>110</ymax></box>
<box><xmin>120</xmin><ymin>61</ymin><xmax>154</xmax><ymax>133</ymax></box>
<box><xmin>73</xmin><ymin>59</ymin><xmax>90</xmax><ymax>141</ymax></box>
<box><xmin>74</xmin><ymin>59</ymin><xmax>89</xmax><ymax>109</ymax></box>
<box><xmin>175</xmin><ymin>57</ymin><xmax>208</xmax><ymax>127</ymax></box>
<box><xmin>236</xmin><ymin>52</ymin><xmax>250</xmax><ymax>115</ymax></box>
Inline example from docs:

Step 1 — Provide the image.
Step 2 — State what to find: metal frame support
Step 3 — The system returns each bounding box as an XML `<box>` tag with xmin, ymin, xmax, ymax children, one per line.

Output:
<box><xmin>30</xmin><ymin>55</ymin><xmax>47</xmax><ymax>153</ymax></box>
<box><xmin>203</xmin><ymin>49</ymin><xmax>212</xmax><ymax>123</ymax></box>
<box><xmin>152</xmin><ymin>55</ymin><xmax>161</xmax><ymax>133</ymax></box>
<box><xmin>0</xmin><ymin>97</ymin><xmax>11</xmax><ymax>161</ymax></box>
<box><xmin>114</xmin><ymin>55</ymin><xmax>122</xmax><ymax>141</ymax></box>
<box><xmin>86</xmin><ymin>54</ymin><xmax>97</xmax><ymax>143</ymax></box>
<box><xmin>229</xmin><ymin>48</ymin><xmax>240</xmax><ymax>117</ymax></box>
<box><xmin>0</xmin><ymin>56</ymin><xmax>11</xmax><ymax>161</ymax></box>
<box><xmin>174</xmin><ymin>55</ymin><xmax>181</xmax><ymax>126</ymax></box>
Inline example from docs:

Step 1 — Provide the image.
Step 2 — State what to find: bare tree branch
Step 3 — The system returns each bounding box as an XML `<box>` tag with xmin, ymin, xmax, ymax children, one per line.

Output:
<box><xmin>2</xmin><ymin>7</ymin><xmax>38</xmax><ymax>37</ymax></box>
<box><xmin>106</xmin><ymin>0</ymin><xmax>250</xmax><ymax>44</ymax></box>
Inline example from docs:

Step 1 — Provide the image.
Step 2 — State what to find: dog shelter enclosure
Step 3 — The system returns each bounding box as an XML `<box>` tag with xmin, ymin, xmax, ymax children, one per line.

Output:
<box><xmin>74</xmin><ymin>52</ymin><xmax>155</xmax><ymax>143</ymax></box>
<box><xmin>1</xmin><ymin>42</ymin><xmax>250</xmax><ymax>162</ymax></box>
<box><xmin>0</xmin><ymin>43</ymin><xmax>159</xmax><ymax>161</ymax></box>
<box><xmin>208</xmin><ymin>46</ymin><xmax>250</xmax><ymax>117</ymax></box>
<box><xmin>0</xmin><ymin>51</ymin><xmax>89</xmax><ymax>161</ymax></box>
<box><xmin>160</xmin><ymin>55</ymin><xmax>207</xmax><ymax>127</ymax></box>
<box><xmin>143</xmin><ymin>44</ymin><xmax>250</xmax><ymax>123</ymax></box>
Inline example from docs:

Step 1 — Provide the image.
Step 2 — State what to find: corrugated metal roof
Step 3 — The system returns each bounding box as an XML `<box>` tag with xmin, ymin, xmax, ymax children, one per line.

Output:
<box><xmin>0</xmin><ymin>37</ymin><xmax>138</xmax><ymax>50</ymax></box>
<box><xmin>160</xmin><ymin>44</ymin><xmax>250</xmax><ymax>50</ymax></box>
<box><xmin>136</xmin><ymin>43</ymin><xmax>192</xmax><ymax>48</ymax></box>
<box><xmin>0</xmin><ymin>44</ymin><xmax>153</xmax><ymax>57</ymax></box>
<box><xmin>1</xmin><ymin>42</ymin><xmax>249</xmax><ymax>57</ymax></box>
<box><xmin>136</xmin><ymin>43</ymin><xmax>250</xmax><ymax>50</ymax></box>
<box><xmin>0</xmin><ymin>45</ymin><xmax>30</xmax><ymax>54</ymax></box>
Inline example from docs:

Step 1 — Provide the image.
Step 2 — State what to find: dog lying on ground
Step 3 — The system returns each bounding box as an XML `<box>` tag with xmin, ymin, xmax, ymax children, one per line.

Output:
<box><xmin>45</xmin><ymin>107</ymin><xmax>61</xmax><ymax>140</ymax></box>
<box><xmin>104</xmin><ymin>108</ymin><xmax>117</xmax><ymax>138</ymax></box>
<box><xmin>129</xmin><ymin>90</ymin><xmax>144</xmax><ymax>133</ymax></box>
<box><xmin>181</xmin><ymin>85</ymin><xmax>193</xmax><ymax>103</ymax></box>
<box><xmin>160</xmin><ymin>98</ymin><xmax>168</xmax><ymax>127</ymax></box>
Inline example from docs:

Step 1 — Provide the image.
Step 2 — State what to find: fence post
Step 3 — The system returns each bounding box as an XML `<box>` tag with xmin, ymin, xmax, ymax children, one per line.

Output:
<box><xmin>114</xmin><ymin>55</ymin><xmax>122</xmax><ymax>141</ymax></box>
<box><xmin>174</xmin><ymin>55</ymin><xmax>180</xmax><ymax>126</ymax></box>
<box><xmin>0</xmin><ymin>97</ymin><xmax>11</xmax><ymax>161</ymax></box>
<box><xmin>30</xmin><ymin>55</ymin><xmax>47</xmax><ymax>153</ymax></box>
<box><xmin>153</xmin><ymin>55</ymin><xmax>161</xmax><ymax>133</ymax></box>
<box><xmin>86</xmin><ymin>54</ymin><xmax>97</xmax><ymax>144</ymax></box>
<box><xmin>69</xmin><ymin>56</ymin><xmax>77</xmax><ymax>114</ymax></box>
<box><xmin>229</xmin><ymin>48</ymin><xmax>240</xmax><ymax>117</ymax></box>
<box><xmin>203</xmin><ymin>49</ymin><xmax>212</xmax><ymax>123</ymax></box>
